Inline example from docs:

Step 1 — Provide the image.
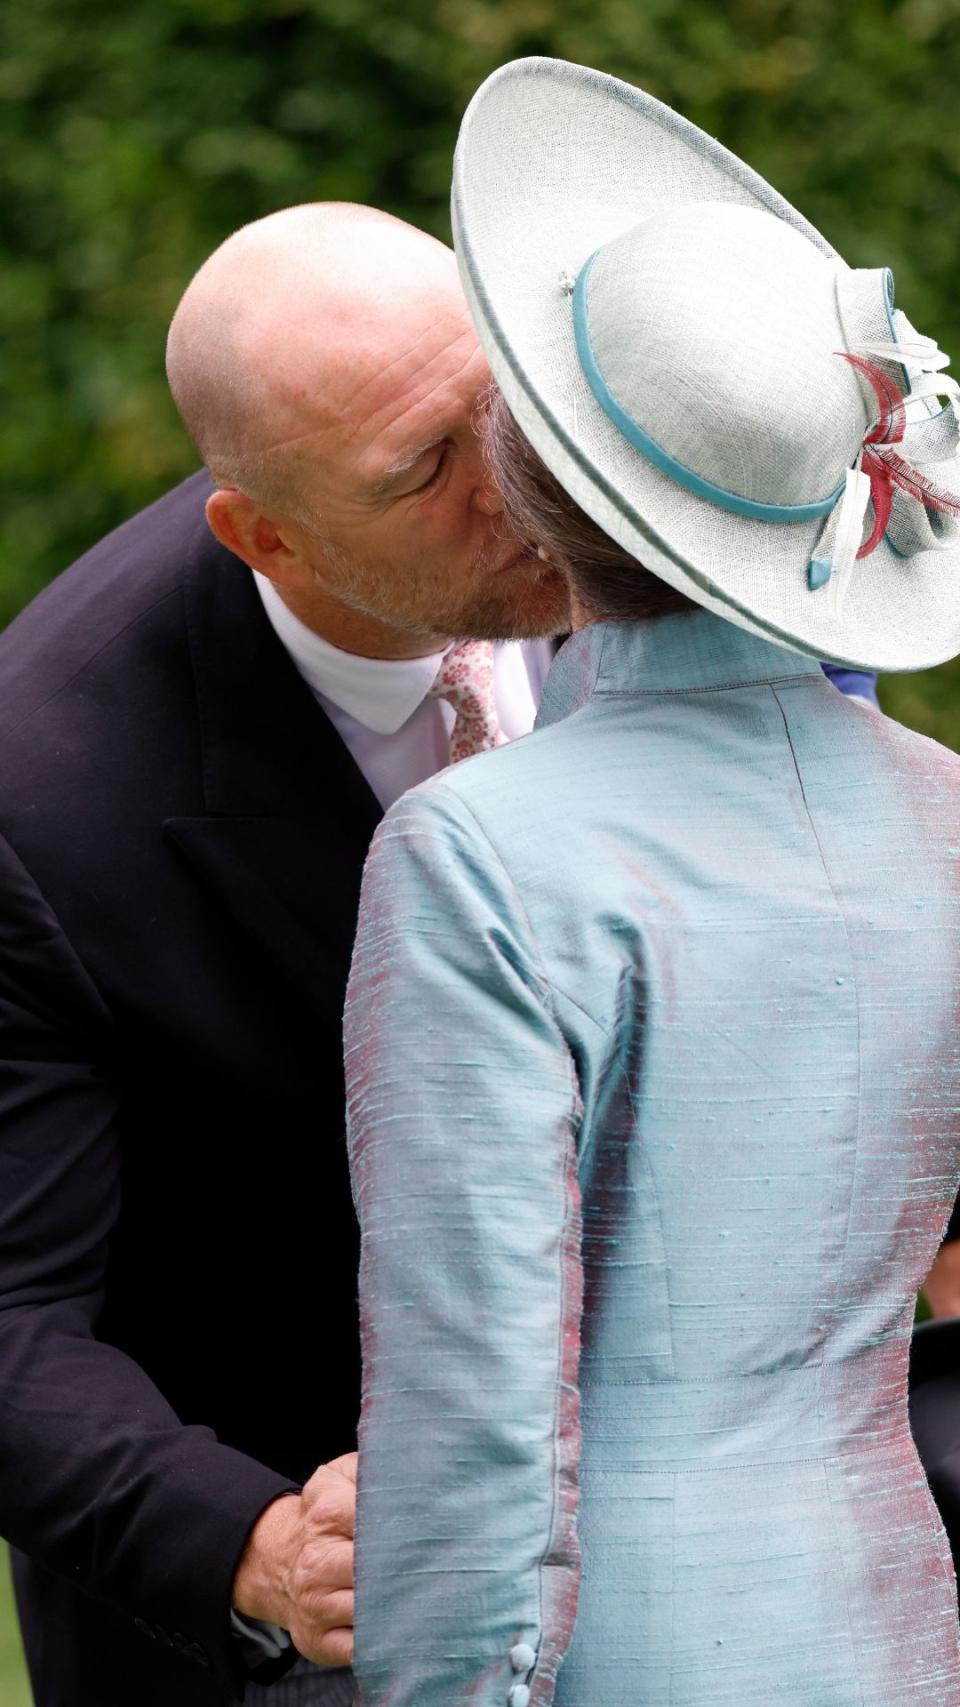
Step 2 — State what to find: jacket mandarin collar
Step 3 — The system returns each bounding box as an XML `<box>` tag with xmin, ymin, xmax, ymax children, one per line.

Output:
<box><xmin>535</xmin><ymin>607</ymin><xmax>824</xmax><ymax>730</ymax></box>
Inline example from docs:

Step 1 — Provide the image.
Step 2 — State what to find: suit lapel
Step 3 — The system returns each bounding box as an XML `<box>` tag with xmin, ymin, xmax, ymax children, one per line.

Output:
<box><xmin>163</xmin><ymin>524</ymin><xmax>382</xmax><ymax>1030</ymax></box>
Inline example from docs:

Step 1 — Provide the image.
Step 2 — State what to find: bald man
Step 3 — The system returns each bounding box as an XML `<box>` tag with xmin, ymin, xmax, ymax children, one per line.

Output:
<box><xmin>0</xmin><ymin>202</ymin><xmax>569</xmax><ymax>1707</ymax></box>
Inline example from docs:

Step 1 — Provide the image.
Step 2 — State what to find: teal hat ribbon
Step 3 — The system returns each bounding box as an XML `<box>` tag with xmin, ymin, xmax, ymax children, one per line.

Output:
<box><xmin>572</xmin><ymin>252</ymin><xmax>844</xmax><ymax>526</ymax></box>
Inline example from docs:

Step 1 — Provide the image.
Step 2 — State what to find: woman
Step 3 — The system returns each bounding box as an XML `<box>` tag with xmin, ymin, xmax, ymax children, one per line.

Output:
<box><xmin>344</xmin><ymin>58</ymin><xmax>960</xmax><ymax>1706</ymax></box>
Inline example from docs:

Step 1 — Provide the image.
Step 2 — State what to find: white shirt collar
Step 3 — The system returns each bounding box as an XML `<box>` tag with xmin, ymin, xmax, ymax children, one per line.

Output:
<box><xmin>252</xmin><ymin>570</ymin><xmax>450</xmax><ymax>736</ymax></box>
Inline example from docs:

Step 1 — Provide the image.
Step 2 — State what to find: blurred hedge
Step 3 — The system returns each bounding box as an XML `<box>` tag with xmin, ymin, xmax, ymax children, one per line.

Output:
<box><xmin>4</xmin><ymin>0</ymin><xmax>960</xmax><ymax>738</ymax></box>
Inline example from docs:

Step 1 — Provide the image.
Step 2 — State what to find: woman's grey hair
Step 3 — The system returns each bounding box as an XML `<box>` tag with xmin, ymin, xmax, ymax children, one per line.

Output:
<box><xmin>480</xmin><ymin>386</ymin><xmax>697</xmax><ymax>623</ymax></box>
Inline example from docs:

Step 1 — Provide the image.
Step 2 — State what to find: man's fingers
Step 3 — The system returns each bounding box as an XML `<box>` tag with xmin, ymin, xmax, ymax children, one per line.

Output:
<box><xmin>301</xmin><ymin>1453</ymin><xmax>358</xmax><ymax>1539</ymax></box>
<box><xmin>297</xmin><ymin>1587</ymin><xmax>354</xmax><ymax>1629</ymax></box>
<box><xmin>302</xmin><ymin>1452</ymin><xmax>358</xmax><ymax>1499</ymax></box>
<box><xmin>305</xmin><ymin>1494</ymin><xmax>355</xmax><ymax>1541</ymax></box>
<box><xmin>296</xmin><ymin>1536</ymin><xmax>353</xmax><ymax>1592</ymax></box>
<box><xmin>299</xmin><ymin>1623</ymin><xmax>354</xmax><ymax>1669</ymax></box>
<box><xmin>327</xmin><ymin>1450</ymin><xmax>358</xmax><ymax>1485</ymax></box>
<box><xmin>284</xmin><ymin>1455</ymin><xmax>358</xmax><ymax>1662</ymax></box>
<box><xmin>321</xmin><ymin>1625</ymin><xmax>354</xmax><ymax>1668</ymax></box>
<box><xmin>289</xmin><ymin>1592</ymin><xmax>355</xmax><ymax>1667</ymax></box>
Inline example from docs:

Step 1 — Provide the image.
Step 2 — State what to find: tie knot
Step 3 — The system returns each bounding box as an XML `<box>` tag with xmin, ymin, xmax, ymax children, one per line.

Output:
<box><xmin>428</xmin><ymin>641</ymin><xmax>506</xmax><ymax>762</ymax></box>
<box><xmin>429</xmin><ymin>640</ymin><xmax>495</xmax><ymax>707</ymax></box>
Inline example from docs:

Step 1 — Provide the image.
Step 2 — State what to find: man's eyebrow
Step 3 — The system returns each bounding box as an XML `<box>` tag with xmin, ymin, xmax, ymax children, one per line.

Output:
<box><xmin>367</xmin><ymin>438</ymin><xmax>446</xmax><ymax>499</ymax></box>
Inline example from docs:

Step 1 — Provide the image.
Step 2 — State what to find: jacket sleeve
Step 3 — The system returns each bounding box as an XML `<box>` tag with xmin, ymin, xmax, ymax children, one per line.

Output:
<box><xmin>0</xmin><ymin>831</ymin><xmax>297</xmax><ymax>1699</ymax></box>
<box><xmin>344</xmin><ymin>781</ymin><xmax>584</xmax><ymax>1707</ymax></box>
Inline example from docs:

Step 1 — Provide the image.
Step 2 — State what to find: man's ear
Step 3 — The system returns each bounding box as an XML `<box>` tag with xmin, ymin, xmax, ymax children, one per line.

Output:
<box><xmin>205</xmin><ymin>488</ymin><xmax>313</xmax><ymax>590</ymax></box>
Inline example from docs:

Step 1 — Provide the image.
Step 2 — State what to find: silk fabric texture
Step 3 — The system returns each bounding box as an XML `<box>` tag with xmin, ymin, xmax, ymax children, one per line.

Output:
<box><xmin>344</xmin><ymin>608</ymin><xmax>960</xmax><ymax>1707</ymax></box>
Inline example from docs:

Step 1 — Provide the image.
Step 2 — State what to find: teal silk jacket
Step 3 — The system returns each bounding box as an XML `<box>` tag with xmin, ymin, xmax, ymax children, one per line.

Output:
<box><xmin>344</xmin><ymin>609</ymin><xmax>960</xmax><ymax>1707</ymax></box>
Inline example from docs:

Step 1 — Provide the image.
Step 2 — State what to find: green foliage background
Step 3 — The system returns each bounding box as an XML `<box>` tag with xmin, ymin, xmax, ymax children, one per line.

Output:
<box><xmin>4</xmin><ymin>0</ymin><xmax>960</xmax><ymax>737</ymax></box>
<box><xmin>0</xmin><ymin>1549</ymin><xmax>30</xmax><ymax>1706</ymax></box>
<box><xmin>2</xmin><ymin>1</ymin><xmax>960</xmax><ymax>1693</ymax></box>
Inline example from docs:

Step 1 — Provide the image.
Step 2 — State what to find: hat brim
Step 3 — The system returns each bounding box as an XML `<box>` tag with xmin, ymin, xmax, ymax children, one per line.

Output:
<box><xmin>452</xmin><ymin>56</ymin><xmax>960</xmax><ymax>672</ymax></box>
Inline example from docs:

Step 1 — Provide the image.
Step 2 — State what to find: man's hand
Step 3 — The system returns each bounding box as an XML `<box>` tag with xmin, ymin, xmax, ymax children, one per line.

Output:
<box><xmin>922</xmin><ymin>1241</ymin><xmax>960</xmax><ymax>1319</ymax></box>
<box><xmin>232</xmin><ymin>1452</ymin><xmax>357</xmax><ymax>1666</ymax></box>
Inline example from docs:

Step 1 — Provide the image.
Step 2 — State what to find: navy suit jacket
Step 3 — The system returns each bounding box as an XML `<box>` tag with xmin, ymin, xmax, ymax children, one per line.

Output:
<box><xmin>0</xmin><ymin>471</ymin><xmax>380</xmax><ymax>1705</ymax></box>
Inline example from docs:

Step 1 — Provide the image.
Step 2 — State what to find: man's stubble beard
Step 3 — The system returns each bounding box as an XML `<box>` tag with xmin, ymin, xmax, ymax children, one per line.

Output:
<box><xmin>443</xmin><ymin>535</ymin><xmax>571</xmax><ymax>642</ymax></box>
<box><xmin>320</xmin><ymin>534</ymin><xmax>571</xmax><ymax>645</ymax></box>
<box><xmin>449</xmin><ymin>563</ymin><xmax>571</xmax><ymax>643</ymax></box>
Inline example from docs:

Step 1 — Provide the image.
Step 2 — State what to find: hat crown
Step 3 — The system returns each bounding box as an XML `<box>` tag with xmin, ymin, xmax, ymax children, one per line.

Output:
<box><xmin>581</xmin><ymin>203</ymin><xmax>868</xmax><ymax>508</ymax></box>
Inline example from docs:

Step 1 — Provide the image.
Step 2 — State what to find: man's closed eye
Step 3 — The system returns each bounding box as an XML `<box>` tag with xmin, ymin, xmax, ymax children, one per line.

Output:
<box><xmin>410</xmin><ymin>448</ymin><xmax>449</xmax><ymax>496</ymax></box>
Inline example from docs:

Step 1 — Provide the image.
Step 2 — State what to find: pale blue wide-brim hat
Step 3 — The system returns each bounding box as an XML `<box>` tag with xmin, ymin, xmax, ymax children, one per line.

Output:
<box><xmin>452</xmin><ymin>56</ymin><xmax>960</xmax><ymax>671</ymax></box>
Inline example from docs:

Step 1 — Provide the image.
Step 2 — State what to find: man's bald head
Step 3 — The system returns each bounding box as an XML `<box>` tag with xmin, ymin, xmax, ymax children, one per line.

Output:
<box><xmin>168</xmin><ymin>200</ymin><xmax>569</xmax><ymax>657</ymax></box>
<box><xmin>165</xmin><ymin>202</ymin><xmax>463</xmax><ymax>525</ymax></box>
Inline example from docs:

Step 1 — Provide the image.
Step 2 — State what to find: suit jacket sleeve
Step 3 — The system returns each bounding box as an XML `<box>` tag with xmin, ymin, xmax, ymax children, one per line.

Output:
<box><xmin>0</xmin><ymin>831</ymin><xmax>297</xmax><ymax>1697</ymax></box>
<box><xmin>344</xmin><ymin>781</ymin><xmax>584</xmax><ymax>1707</ymax></box>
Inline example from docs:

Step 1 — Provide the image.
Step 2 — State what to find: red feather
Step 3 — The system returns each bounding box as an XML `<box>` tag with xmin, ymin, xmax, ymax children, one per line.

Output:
<box><xmin>829</xmin><ymin>351</ymin><xmax>960</xmax><ymax>562</ymax></box>
<box><xmin>859</xmin><ymin>451</ymin><xmax>895</xmax><ymax>558</ymax></box>
<box><xmin>875</xmin><ymin>447</ymin><xmax>960</xmax><ymax>515</ymax></box>
<box><xmin>837</xmin><ymin>352</ymin><xmax>906</xmax><ymax>445</ymax></box>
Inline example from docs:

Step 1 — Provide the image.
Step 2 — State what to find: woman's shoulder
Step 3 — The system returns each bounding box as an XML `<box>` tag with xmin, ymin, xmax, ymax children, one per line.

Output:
<box><xmin>394</xmin><ymin>722</ymin><xmax>560</xmax><ymax>824</ymax></box>
<box><xmin>370</xmin><ymin>728</ymin><xmax>569</xmax><ymax>902</ymax></box>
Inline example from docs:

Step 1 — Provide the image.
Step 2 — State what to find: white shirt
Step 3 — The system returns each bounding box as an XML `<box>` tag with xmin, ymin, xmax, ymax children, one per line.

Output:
<box><xmin>252</xmin><ymin>571</ymin><xmax>554</xmax><ymax>808</ymax></box>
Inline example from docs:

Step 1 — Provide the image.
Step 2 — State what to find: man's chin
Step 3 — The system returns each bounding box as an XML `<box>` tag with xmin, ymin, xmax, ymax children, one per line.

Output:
<box><xmin>453</xmin><ymin>568</ymin><xmax>572</xmax><ymax>644</ymax></box>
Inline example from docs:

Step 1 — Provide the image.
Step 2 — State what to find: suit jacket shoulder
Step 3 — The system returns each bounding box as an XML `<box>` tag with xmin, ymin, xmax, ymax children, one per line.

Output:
<box><xmin>0</xmin><ymin>470</ymin><xmax>215</xmax><ymax>742</ymax></box>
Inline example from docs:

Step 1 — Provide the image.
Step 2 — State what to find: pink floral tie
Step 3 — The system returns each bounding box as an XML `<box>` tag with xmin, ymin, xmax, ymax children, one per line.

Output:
<box><xmin>428</xmin><ymin>641</ymin><xmax>507</xmax><ymax>763</ymax></box>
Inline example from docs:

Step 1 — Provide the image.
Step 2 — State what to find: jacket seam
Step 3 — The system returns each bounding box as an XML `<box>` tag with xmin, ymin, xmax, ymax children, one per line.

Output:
<box><xmin>592</xmin><ymin>670</ymin><xmax>822</xmax><ymax>699</ymax></box>
<box><xmin>769</xmin><ymin>685</ymin><xmax>864</xmax><ymax>1313</ymax></box>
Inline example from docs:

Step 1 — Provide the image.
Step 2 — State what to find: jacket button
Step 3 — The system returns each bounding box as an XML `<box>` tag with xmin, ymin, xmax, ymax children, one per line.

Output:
<box><xmin>133</xmin><ymin>1617</ymin><xmax>156</xmax><ymax>1641</ymax></box>
<box><xmin>510</xmin><ymin>1644</ymin><xmax>536</xmax><ymax>1673</ymax></box>
<box><xmin>508</xmin><ymin>1688</ymin><xmax>530</xmax><ymax>1707</ymax></box>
